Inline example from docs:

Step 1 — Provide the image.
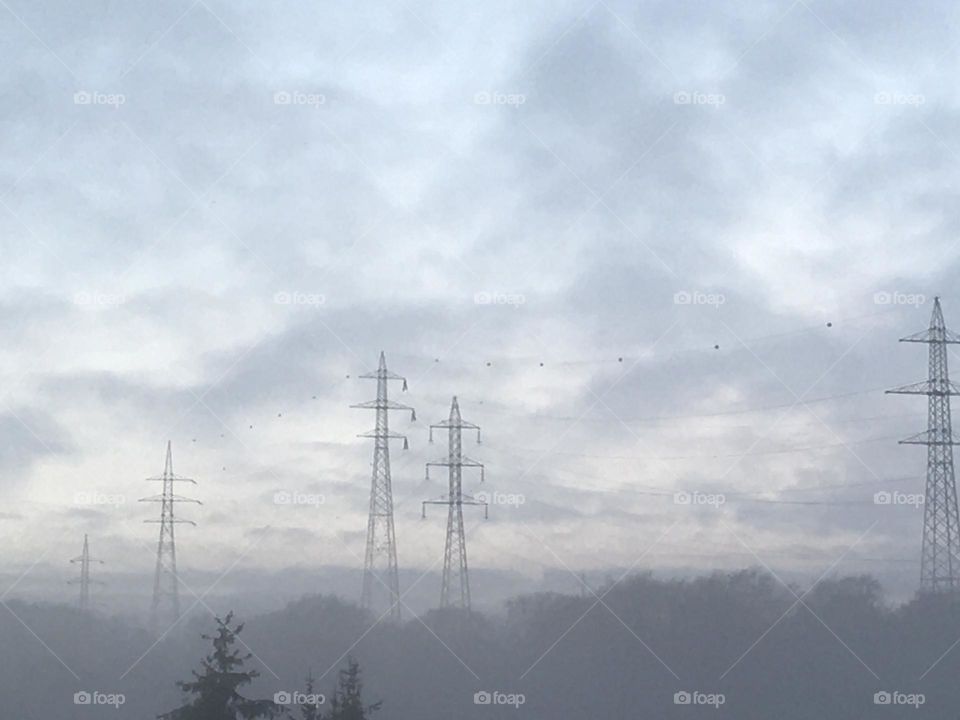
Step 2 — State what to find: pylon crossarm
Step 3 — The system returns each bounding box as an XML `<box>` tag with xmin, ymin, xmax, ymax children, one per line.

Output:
<box><xmin>460</xmin><ymin>495</ymin><xmax>489</xmax><ymax>519</ymax></box>
<box><xmin>887</xmin><ymin>380</ymin><xmax>960</xmax><ymax>395</ymax></box>
<box><xmin>900</xmin><ymin>328</ymin><xmax>960</xmax><ymax>344</ymax></box>
<box><xmin>138</xmin><ymin>494</ymin><xmax>202</xmax><ymax>503</ymax></box>
<box><xmin>352</xmin><ymin>400</ymin><xmax>415</xmax><ymax>411</ymax></box>
<box><xmin>430</xmin><ymin>420</ymin><xmax>480</xmax><ymax>430</ymax></box>
<box><xmin>359</xmin><ymin>368</ymin><xmax>408</xmax><ymax>383</ymax></box>
<box><xmin>145</xmin><ymin>475</ymin><xmax>198</xmax><ymax>484</ymax></box>
<box><xmin>352</xmin><ymin>399</ymin><xmax>416</xmax><ymax>422</ymax></box>
<box><xmin>144</xmin><ymin>518</ymin><xmax>197</xmax><ymax>526</ymax></box>
<box><xmin>900</xmin><ymin>429</ymin><xmax>960</xmax><ymax>445</ymax></box>
<box><xmin>358</xmin><ymin>429</ymin><xmax>407</xmax><ymax>440</ymax></box>
<box><xmin>421</xmin><ymin>498</ymin><xmax>450</xmax><ymax>517</ymax></box>
<box><xmin>425</xmin><ymin>461</ymin><xmax>449</xmax><ymax>479</ymax></box>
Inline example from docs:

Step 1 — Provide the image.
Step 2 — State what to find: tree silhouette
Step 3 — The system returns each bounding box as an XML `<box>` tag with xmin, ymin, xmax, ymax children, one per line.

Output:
<box><xmin>290</xmin><ymin>671</ymin><xmax>323</xmax><ymax>720</ymax></box>
<box><xmin>161</xmin><ymin>611</ymin><xmax>281</xmax><ymax>720</ymax></box>
<box><xmin>327</xmin><ymin>658</ymin><xmax>380</xmax><ymax>720</ymax></box>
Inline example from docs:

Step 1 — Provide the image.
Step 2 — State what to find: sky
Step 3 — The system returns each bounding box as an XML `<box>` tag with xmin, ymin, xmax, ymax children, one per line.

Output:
<box><xmin>1</xmin><ymin>0</ymin><xmax>959</xmax><ymax>616</ymax></box>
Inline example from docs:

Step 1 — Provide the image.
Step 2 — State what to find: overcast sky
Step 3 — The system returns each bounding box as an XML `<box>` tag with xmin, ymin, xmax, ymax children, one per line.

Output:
<box><xmin>1</xmin><ymin>0</ymin><xmax>959</xmax><ymax>612</ymax></box>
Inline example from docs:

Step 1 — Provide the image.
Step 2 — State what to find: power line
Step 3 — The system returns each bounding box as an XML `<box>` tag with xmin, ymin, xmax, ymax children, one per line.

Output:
<box><xmin>498</xmin><ymin>433</ymin><xmax>899</xmax><ymax>462</ymax></box>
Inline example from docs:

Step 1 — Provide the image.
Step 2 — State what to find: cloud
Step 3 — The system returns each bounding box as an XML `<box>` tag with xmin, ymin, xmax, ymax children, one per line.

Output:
<box><xmin>0</xmin><ymin>0</ymin><xmax>957</xmax><ymax>611</ymax></box>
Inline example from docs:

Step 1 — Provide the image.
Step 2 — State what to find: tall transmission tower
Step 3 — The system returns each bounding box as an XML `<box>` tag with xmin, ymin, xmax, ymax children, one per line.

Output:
<box><xmin>352</xmin><ymin>352</ymin><xmax>415</xmax><ymax>621</ymax></box>
<box><xmin>888</xmin><ymin>296</ymin><xmax>960</xmax><ymax>593</ymax></box>
<box><xmin>68</xmin><ymin>534</ymin><xmax>103</xmax><ymax>612</ymax></box>
<box><xmin>422</xmin><ymin>396</ymin><xmax>488</xmax><ymax>611</ymax></box>
<box><xmin>139</xmin><ymin>441</ymin><xmax>200</xmax><ymax>633</ymax></box>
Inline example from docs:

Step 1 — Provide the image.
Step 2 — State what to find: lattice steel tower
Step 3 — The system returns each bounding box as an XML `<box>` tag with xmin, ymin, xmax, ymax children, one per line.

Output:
<box><xmin>139</xmin><ymin>441</ymin><xmax>200</xmax><ymax>632</ymax></box>
<box><xmin>352</xmin><ymin>352</ymin><xmax>415</xmax><ymax>621</ymax></box>
<box><xmin>422</xmin><ymin>396</ymin><xmax>488</xmax><ymax>610</ymax></box>
<box><xmin>888</xmin><ymin>297</ymin><xmax>960</xmax><ymax>592</ymax></box>
<box><xmin>68</xmin><ymin>534</ymin><xmax>103</xmax><ymax>612</ymax></box>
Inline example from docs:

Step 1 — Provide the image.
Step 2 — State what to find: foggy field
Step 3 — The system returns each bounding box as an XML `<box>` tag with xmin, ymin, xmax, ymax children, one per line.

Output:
<box><xmin>5</xmin><ymin>572</ymin><xmax>960</xmax><ymax>718</ymax></box>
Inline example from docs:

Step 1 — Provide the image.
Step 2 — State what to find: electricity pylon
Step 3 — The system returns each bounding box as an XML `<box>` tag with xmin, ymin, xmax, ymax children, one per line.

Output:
<box><xmin>422</xmin><ymin>396</ymin><xmax>488</xmax><ymax>611</ymax></box>
<box><xmin>352</xmin><ymin>352</ymin><xmax>415</xmax><ymax>621</ymax></box>
<box><xmin>68</xmin><ymin>534</ymin><xmax>103</xmax><ymax>612</ymax></box>
<box><xmin>139</xmin><ymin>441</ymin><xmax>200</xmax><ymax>633</ymax></box>
<box><xmin>888</xmin><ymin>296</ymin><xmax>960</xmax><ymax>593</ymax></box>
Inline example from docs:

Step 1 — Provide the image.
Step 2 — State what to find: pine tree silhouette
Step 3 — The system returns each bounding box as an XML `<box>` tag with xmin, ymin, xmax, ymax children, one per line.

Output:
<box><xmin>326</xmin><ymin>658</ymin><xmax>381</xmax><ymax>720</ymax></box>
<box><xmin>161</xmin><ymin>611</ymin><xmax>281</xmax><ymax>720</ymax></box>
<box><xmin>292</xmin><ymin>671</ymin><xmax>323</xmax><ymax>720</ymax></box>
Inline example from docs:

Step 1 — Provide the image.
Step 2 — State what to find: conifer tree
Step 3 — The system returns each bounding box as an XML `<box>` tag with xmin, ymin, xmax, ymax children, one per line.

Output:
<box><xmin>327</xmin><ymin>658</ymin><xmax>380</xmax><ymax>720</ymax></box>
<box><xmin>293</xmin><ymin>671</ymin><xmax>323</xmax><ymax>720</ymax></box>
<box><xmin>161</xmin><ymin>612</ymin><xmax>281</xmax><ymax>720</ymax></box>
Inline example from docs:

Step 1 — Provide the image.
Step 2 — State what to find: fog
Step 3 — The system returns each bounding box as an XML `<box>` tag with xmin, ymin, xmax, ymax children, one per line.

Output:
<box><xmin>5</xmin><ymin>0</ymin><xmax>960</xmax><ymax>716</ymax></box>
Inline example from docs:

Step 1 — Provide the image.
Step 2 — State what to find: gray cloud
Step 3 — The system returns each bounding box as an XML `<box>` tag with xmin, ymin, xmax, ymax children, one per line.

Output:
<box><xmin>0</xmin><ymin>0</ymin><xmax>958</xmax><ymax>616</ymax></box>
